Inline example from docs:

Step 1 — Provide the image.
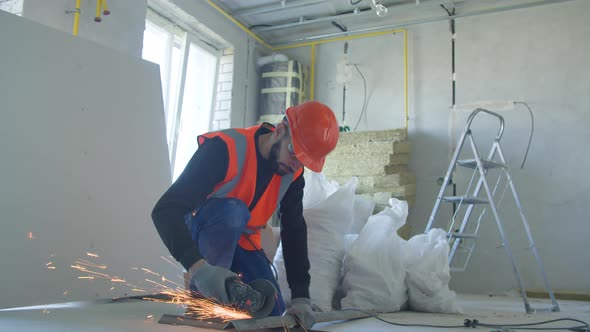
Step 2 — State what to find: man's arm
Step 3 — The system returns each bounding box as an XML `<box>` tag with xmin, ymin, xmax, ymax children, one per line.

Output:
<box><xmin>278</xmin><ymin>172</ymin><xmax>311</xmax><ymax>299</ymax></box>
<box><xmin>151</xmin><ymin>138</ymin><xmax>228</xmax><ymax>271</ymax></box>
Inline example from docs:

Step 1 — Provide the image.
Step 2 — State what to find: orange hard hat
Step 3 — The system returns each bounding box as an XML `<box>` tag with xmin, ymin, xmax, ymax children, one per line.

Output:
<box><xmin>285</xmin><ymin>101</ymin><xmax>339</xmax><ymax>172</ymax></box>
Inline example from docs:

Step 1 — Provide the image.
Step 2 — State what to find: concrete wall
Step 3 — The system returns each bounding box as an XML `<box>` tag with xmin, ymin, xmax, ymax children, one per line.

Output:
<box><xmin>280</xmin><ymin>0</ymin><xmax>590</xmax><ymax>295</ymax></box>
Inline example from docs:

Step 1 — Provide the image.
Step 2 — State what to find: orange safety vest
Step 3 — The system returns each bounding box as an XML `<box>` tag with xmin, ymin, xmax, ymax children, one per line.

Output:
<box><xmin>197</xmin><ymin>123</ymin><xmax>303</xmax><ymax>251</ymax></box>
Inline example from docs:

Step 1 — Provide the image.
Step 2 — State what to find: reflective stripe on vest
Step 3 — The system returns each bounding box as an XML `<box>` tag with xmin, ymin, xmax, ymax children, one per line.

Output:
<box><xmin>208</xmin><ymin>129</ymin><xmax>247</xmax><ymax>199</ymax></box>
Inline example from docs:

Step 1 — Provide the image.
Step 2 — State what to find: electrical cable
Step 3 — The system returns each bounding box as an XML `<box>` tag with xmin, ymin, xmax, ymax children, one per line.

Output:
<box><xmin>341</xmin><ymin>309</ymin><xmax>590</xmax><ymax>331</ymax></box>
<box><xmin>515</xmin><ymin>101</ymin><xmax>535</xmax><ymax>169</ymax></box>
<box><xmin>349</xmin><ymin>0</ymin><xmax>363</xmax><ymax>5</ymax></box>
<box><xmin>341</xmin><ymin>309</ymin><xmax>466</xmax><ymax>328</ymax></box>
<box><xmin>245</xmin><ymin>233</ymin><xmax>279</xmax><ymax>281</ymax></box>
<box><xmin>243</xmin><ymin>233</ymin><xmax>285</xmax><ymax>315</ymax></box>
<box><xmin>469</xmin><ymin>317</ymin><xmax>590</xmax><ymax>331</ymax></box>
<box><xmin>331</xmin><ymin>21</ymin><xmax>347</xmax><ymax>32</ymax></box>
<box><xmin>440</xmin><ymin>4</ymin><xmax>453</xmax><ymax>16</ymax></box>
<box><xmin>353</xmin><ymin>64</ymin><xmax>368</xmax><ymax>131</ymax></box>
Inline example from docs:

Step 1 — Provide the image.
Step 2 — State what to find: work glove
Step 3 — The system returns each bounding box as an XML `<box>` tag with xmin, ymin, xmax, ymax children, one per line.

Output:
<box><xmin>190</xmin><ymin>261</ymin><xmax>237</xmax><ymax>304</ymax></box>
<box><xmin>285</xmin><ymin>298</ymin><xmax>316</xmax><ymax>330</ymax></box>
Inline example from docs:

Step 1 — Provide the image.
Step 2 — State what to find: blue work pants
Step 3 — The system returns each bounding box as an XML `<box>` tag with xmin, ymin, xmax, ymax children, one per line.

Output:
<box><xmin>184</xmin><ymin>197</ymin><xmax>285</xmax><ymax>316</ymax></box>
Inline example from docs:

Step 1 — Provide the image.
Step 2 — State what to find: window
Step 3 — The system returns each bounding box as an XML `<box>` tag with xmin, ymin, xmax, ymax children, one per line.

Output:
<box><xmin>142</xmin><ymin>9</ymin><xmax>220</xmax><ymax>181</ymax></box>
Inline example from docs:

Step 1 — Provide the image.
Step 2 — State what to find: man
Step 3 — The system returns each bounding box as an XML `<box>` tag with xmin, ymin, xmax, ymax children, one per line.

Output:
<box><xmin>151</xmin><ymin>101</ymin><xmax>339</xmax><ymax>329</ymax></box>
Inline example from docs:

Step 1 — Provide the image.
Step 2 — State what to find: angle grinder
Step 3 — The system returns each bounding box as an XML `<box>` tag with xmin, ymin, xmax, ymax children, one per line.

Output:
<box><xmin>225</xmin><ymin>277</ymin><xmax>276</xmax><ymax>318</ymax></box>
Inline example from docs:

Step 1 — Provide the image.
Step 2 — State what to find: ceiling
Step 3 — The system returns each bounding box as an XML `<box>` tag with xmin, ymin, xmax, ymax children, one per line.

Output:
<box><xmin>210</xmin><ymin>0</ymin><xmax>574</xmax><ymax>46</ymax></box>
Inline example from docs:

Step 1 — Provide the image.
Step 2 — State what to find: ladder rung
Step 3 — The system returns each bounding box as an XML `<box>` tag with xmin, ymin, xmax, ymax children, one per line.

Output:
<box><xmin>457</xmin><ymin>158</ymin><xmax>506</xmax><ymax>169</ymax></box>
<box><xmin>449</xmin><ymin>232</ymin><xmax>478</xmax><ymax>239</ymax></box>
<box><xmin>442</xmin><ymin>196</ymin><xmax>488</xmax><ymax>204</ymax></box>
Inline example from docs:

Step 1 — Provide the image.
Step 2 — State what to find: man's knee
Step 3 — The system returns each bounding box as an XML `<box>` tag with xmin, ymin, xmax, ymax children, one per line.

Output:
<box><xmin>218</xmin><ymin>198</ymin><xmax>250</xmax><ymax>231</ymax></box>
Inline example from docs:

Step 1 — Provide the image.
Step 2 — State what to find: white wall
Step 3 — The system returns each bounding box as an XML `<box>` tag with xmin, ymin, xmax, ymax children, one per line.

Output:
<box><xmin>279</xmin><ymin>34</ymin><xmax>406</xmax><ymax>130</ymax></box>
<box><xmin>442</xmin><ymin>0</ymin><xmax>590</xmax><ymax>295</ymax></box>
<box><xmin>22</xmin><ymin>0</ymin><xmax>147</xmax><ymax>58</ymax></box>
<box><xmin>0</xmin><ymin>10</ymin><xmax>174</xmax><ymax>308</ymax></box>
<box><xmin>280</xmin><ymin>0</ymin><xmax>589</xmax><ymax>295</ymax></box>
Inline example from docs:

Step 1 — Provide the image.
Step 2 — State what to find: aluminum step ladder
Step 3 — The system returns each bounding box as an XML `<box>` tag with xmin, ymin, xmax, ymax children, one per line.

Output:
<box><xmin>424</xmin><ymin>108</ymin><xmax>559</xmax><ymax>313</ymax></box>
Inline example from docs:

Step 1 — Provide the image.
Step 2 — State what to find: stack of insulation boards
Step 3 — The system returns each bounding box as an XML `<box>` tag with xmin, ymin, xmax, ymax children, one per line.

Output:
<box><xmin>322</xmin><ymin>129</ymin><xmax>415</xmax><ymax>238</ymax></box>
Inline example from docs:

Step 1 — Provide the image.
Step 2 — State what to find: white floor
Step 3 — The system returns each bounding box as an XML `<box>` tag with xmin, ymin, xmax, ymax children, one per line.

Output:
<box><xmin>0</xmin><ymin>294</ymin><xmax>588</xmax><ymax>331</ymax></box>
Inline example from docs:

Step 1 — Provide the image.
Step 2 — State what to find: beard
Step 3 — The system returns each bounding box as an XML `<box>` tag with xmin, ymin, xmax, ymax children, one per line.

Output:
<box><xmin>269</xmin><ymin>140</ymin><xmax>290</xmax><ymax>176</ymax></box>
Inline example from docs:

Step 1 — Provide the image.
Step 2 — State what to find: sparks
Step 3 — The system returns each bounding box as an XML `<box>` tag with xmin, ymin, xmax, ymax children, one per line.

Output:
<box><xmin>146</xmin><ymin>314</ymin><xmax>153</xmax><ymax>319</ymax></box>
<box><xmin>68</xmin><ymin>255</ymin><xmax>250</xmax><ymax>322</ymax></box>
<box><xmin>47</xmin><ymin>266</ymin><xmax>56</xmax><ymax>270</ymax></box>
<box><xmin>76</xmin><ymin>259</ymin><xmax>107</xmax><ymax>269</ymax></box>
<box><xmin>27</xmin><ymin>232</ymin><xmax>35</xmax><ymax>239</ymax></box>
<box><xmin>86</xmin><ymin>252</ymin><xmax>99</xmax><ymax>258</ymax></box>
<box><xmin>140</xmin><ymin>268</ymin><xmax>160</xmax><ymax>277</ymax></box>
<box><xmin>63</xmin><ymin>291</ymin><xmax>68</xmax><ymax>296</ymax></box>
<box><xmin>143</xmin><ymin>287</ymin><xmax>251</xmax><ymax>322</ymax></box>
<box><xmin>70</xmin><ymin>265</ymin><xmax>110</xmax><ymax>279</ymax></box>
<box><xmin>160</xmin><ymin>255</ymin><xmax>178</xmax><ymax>267</ymax></box>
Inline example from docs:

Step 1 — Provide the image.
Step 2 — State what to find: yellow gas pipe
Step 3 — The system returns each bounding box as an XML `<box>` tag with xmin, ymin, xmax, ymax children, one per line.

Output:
<box><xmin>72</xmin><ymin>0</ymin><xmax>110</xmax><ymax>35</ymax></box>
<box><xmin>102</xmin><ymin>0</ymin><xmax>110</xmax><ymax>16</ymax></box>
<box><xmin>94</xmin><ymin>0</ymin><xmax>102</xmax><ymax>22</ymax></box>
<box><xmin>72</xmin><ymin>0</ymin><xmax>81</xmax><ymax>36</ymax></box>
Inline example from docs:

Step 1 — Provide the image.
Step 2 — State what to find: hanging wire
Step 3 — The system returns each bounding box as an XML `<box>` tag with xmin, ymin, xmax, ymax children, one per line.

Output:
<box><xmin>515</xmin><ymin>101</ymin><xmax>535</xmax><ymax>169</ymax></box>
<box><xmin>353</xmin><ymin>64</ymin><xmax>368</xmax><ymax>131</ymax></box>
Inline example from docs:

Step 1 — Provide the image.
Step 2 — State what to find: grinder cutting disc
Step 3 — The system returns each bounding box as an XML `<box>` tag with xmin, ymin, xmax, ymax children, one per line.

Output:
<box><xmin>247</xmin><ymin>279</ymin><xmax>277</xmax><ymax>319</ymax></box>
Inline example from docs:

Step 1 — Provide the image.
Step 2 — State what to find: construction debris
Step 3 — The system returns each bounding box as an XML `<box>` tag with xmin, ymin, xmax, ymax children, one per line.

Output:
<box><xmin>322</xmin><ymin>128</ymin><xmax>416</xmax><ymax>238</ymax></box>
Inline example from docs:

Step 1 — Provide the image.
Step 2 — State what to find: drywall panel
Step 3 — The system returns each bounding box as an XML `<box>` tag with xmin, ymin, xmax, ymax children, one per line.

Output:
<box><xmin>279</xmin><ymin>1</ymin><xmax>590</xmax><ymax>295</ymax></box>
<box><xmin>0</xmin><ymin>10</ymin><xmax>177</xmax><ymax>308</ymax></box>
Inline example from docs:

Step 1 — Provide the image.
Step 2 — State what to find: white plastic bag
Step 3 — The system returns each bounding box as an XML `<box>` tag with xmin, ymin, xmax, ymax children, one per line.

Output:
<box><xmin>402</xmin><ymin>228</ymin><xmax>462</xmax><ymax>313</ymax></box>
<box><xmin>348</xmin><ymin>195</ymin><xmax>375</xmax><ymax>234</ymax></box>
<box><xmin>301</xmin><ymin>172</ymin><xmax>339</xmax><ymax>210</ymax></box>
<box><xmin>340</xmin><ymin>198</ymin><xmax>409</xmax><ymax>312</ymax></box>
<box><xmin>274</xmin><ymin>173</ymin><xmax>357</xmax><ymax>311</ymax></box>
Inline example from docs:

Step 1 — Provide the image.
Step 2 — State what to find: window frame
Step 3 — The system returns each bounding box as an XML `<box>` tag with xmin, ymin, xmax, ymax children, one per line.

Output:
<box><xmin>144</xmin><ymin>8</ymin><xmax>222</xmax><ymax>177</ymax></box>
